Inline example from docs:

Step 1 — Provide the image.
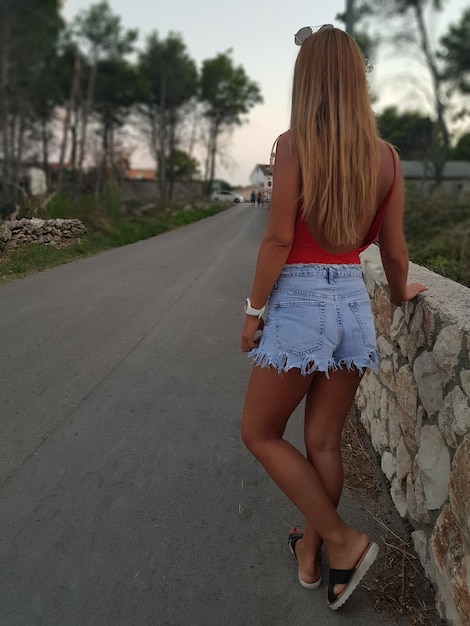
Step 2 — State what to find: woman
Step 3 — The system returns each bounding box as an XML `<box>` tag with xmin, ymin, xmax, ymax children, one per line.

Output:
<box><xmin>240</xmin><ymin>26</ymin><xmax>426</xmax><ymax>611</ymax></box>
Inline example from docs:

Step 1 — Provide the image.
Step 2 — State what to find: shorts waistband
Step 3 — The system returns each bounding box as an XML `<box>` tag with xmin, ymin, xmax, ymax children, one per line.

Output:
<box><xmin>279</xmin><ymin>263</ymin><xmax>363</xmax><ymax>279</ymax></box>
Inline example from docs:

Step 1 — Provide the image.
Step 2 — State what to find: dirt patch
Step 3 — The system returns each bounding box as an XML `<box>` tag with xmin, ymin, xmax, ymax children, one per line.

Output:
<box><xmin>342</xmin><ymin>410</ymin><xmax>447</xmax><ymax>626</ymax></box>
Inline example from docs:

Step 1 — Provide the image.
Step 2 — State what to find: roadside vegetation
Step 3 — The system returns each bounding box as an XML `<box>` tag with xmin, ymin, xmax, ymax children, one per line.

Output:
<box><xmin>0</xmin><ymin>192</ymin><xmax>229</xmax><ymax>285</ymax></box>
<box><xmin>0</xmin><ymin>1</ymin><xmax>261</xmax><ymax>285</ymax></box>
<box><xmin>2</xmin><ymin>185</ymin><xmax>469</xmax><ymax>290</ymax></box>
<box><xmin>405</xmin><ymin>186</ymin><xmax>470</xmax><ymax>288</ymax></box>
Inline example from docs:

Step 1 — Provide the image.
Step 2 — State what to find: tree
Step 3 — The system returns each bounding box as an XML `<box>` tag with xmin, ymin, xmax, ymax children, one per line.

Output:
<box><xmin>137</xmin><ymin>32</ymin><xmax>198</xmax><ymax>203</ymax></box>
<box><xmin>440</xmin><ymin>8</ymin><xmax>470</xmax><ymax>94</ymax></box>
<box><xmin>30</xmin><ymin>33</ymin><xmax>79</xmax><ymax>187</ymax></box>
<box><xmin>356</xmin><ymin>0</ymin><xmax>452</xmax><ymax>185</ymax></box>
<box><xmin>200</xmin><ymin>51</ymin><xmax>262</xmax><ymax>191</ymax></box>
<box><xmin>70</xmin><ymin>1</ymin><xmax>137</xmax><ymax>186</ymax></box>
<box><xmin>93</xmin><ymin>58</ymin><xmax>139</xmax><ymax>186</ymax></box>
<box><xmin>335</xmin><ymin>4</ymin><xmax>379</xmax><ymax>63</ymax></box>
<box><xmin>165</xmin><ymin>149</ymin><xmax>200</xmax><ymax>180</ymax></box>
<box><xmin>449</xmin><ymin>133</ymin><xmax>470</xmax><ymax>160</ymax></box>
<box><xmin>376</xmin><ymin>107</ymin><xmax>433</xmax><ymax>159</ymax></box>
<box><xmin>55</xmin><ymin>36</ymin><xmax>82</xmax><ymax>187</ymax></box>
<box><xmin>0</xmin><ymin>0</ymin><xmax>63</xmax><ymax>201</ymax></box>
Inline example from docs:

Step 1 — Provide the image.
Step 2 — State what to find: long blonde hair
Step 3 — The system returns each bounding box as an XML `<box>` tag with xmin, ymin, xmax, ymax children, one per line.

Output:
<box><xmin>290</xmin><ymin>28</ymin><xmax>378</xmax><ymax>246</ymax></box>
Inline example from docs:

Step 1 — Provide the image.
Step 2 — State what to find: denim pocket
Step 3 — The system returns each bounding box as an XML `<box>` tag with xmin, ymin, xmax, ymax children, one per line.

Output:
<box><xmin>274</xmin><ymin>301</ymin><xmax>325</xmax><ymax>355</ymax></box>
<box><xmin>349</xmin><ymin>300</ymin><xmax>376</xmax><ymax>349</ymax></box>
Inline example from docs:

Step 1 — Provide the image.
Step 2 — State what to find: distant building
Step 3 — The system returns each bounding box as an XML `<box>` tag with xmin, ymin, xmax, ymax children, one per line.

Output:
<box><xmin>249</xmin><ymin>164</ymin><xmax>272</xmax><ymax>198</ymax></box>
<box><xmin>250</xmin><ymin>164</ymin><xmax>271</xmax><ymax>187</ymax></box>
<box><xmin>0</xmin><ymin>163</ymin><xmax>47</xmax><ymax>201</ymax></box>
<box><xmin>126</xmin><ymin>168</ymin><xmax>157</xmax><ymax>180</ymax></box>
<box><xmin>26</xmin><ymin>166</ymin><xmax>47</xmax><ymax>195</ymax></box>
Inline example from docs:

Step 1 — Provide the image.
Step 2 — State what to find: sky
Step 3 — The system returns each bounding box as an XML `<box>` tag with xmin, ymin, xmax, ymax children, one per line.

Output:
<box><xmin>61</xmin><ymin>0</ymin><xmax>469</xmax><ymax>185</ymax></box>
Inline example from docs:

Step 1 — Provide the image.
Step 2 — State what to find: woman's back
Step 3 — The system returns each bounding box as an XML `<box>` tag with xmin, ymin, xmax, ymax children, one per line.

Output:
<box><xmin>282</xmin><ymin>135</ymin><xmax>399</xmax><ymax>265</ymax></box>
<box><xmin>303</xmin><ymin>139</ymin><xmax>397</xmax><ymax>256</ymax></box>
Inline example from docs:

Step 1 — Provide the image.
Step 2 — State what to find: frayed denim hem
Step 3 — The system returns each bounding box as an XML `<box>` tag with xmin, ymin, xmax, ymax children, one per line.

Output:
<box><xmin>247</xmin><ymin>348</ymin><xmax>380</xmax><ymax>379</ymax></box>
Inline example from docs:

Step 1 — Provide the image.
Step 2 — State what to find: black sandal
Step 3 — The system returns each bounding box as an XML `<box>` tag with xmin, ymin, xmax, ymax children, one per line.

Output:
<box><xmin>327</xmin><ymin>541</ymin><xmax>379</xmax><ymax>610</ymax></box>
<box><xmin>288</xmin><ymin>528</ymin><xmax>322</xmax><ymax>589</ymax></box>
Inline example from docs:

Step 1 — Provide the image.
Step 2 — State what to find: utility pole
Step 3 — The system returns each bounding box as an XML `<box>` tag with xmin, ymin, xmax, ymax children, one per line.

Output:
<box><xmin>345</xmin><ymin>0</ymin><xmax>354</xmax><ymax>35</ymax></box>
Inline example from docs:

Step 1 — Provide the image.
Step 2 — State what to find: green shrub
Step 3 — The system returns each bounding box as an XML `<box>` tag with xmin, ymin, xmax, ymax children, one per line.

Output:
<box><xmin>0</xmin><ymin>193</ymin><xmax>228</xmax><ymax>284</ymax></box>
<box><xmin>46</xmin><ymin>192</ymin><xmax>96</xmax><ymax>226</ymax></box>
<box><xmin>405</xmin><ymin>187</ymin><xmax>470</xmax><ymax>287</ymax></box>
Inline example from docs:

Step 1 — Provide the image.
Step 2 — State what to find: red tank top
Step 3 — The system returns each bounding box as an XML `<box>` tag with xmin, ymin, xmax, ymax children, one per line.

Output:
<box><xmin>286</xmin><ymin>147</ymin><xmax>397</xmax><ymax>265</ymax></box>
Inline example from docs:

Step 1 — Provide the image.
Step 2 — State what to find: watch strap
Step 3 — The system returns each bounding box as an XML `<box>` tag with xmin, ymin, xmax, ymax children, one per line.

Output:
<box><xmin>245</xmin><ymin>297</ymin><xmax>265</xmax><ymax>318</ymax></box>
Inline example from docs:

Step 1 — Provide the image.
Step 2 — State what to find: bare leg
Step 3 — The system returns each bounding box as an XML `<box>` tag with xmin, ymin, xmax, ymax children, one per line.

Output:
<box><xmin>241</xmin><ymin>364</ymin><xmax>371</xmax><ymax>597</ymax></box>
<box><xmin>294</xmin><ymin>369</ymin><xmax>362</xmax><ymax>584</ymax></box>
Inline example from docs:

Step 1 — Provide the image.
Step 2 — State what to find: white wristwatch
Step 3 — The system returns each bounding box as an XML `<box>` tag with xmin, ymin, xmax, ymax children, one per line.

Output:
<box><xmin>244</xmin><ymin>297</ymin><xmax>265</xmax><ymax>318</ymax></box>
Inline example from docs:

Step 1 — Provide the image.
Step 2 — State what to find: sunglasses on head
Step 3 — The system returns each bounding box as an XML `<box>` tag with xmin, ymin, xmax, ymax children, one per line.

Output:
<box><xmin>294</xmin><ymin>24</ymin><xmax>334</xmax><ymax>46</ymax></box>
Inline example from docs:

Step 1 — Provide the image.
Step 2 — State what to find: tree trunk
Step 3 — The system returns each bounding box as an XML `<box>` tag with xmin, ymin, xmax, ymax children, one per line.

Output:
<box><xmin>70</xmin><ymin>91</ymin><xmax>81</xmax><ymax>174</ymax></box>
<box><xmin>0</xmin><ymin>19</ymin><xmax>12</xmax><ymax>196</ymax></box>
<box><xmin>413</xmin><ymin>3</ymin><xmax>449</xmax><ymax>186</ymax></box>
<box><xmin>58</xmin><ymin>56</ymin><xmax>81</xmax><ymax>187</ymax></box>
<box><xmin>78</xmin><ymin>57</ymin><xmax>98</xmax><ymax>189</ymax></box>
<box><xmin>158</xmin><ymin>77</ymin><xmax>167</xmax><ymax>204</ymax></box>
<box><xmin>41</xmin><ymin>118</ymin><xmax>50</xmax><ymax>187</ymax></box>
<box><xmin>188</xmin><ymin>102</ymin><xmax>199</xmax><ymax>157</ymax></box>
<box><xmin>207</xmin><ymin>120</ymin><xmax>219</xmax><ymax>191</ymax></box>
<box><xmin>168</xmin><ymin>116</ymin><xmax>178</xmax><ymax>201</ymax></box>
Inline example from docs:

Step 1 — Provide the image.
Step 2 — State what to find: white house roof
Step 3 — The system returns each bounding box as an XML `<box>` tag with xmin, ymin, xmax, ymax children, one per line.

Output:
<box><xmin>251</xmin><ymin>164</ymin><xmax>271</xmax><ymax>177</ymax></box>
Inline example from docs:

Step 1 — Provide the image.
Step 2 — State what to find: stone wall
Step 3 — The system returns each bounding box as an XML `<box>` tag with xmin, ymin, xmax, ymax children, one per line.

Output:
<box><xmin>0</xmin><ymin>218</ymin><xmax>86</xmax><ymax>253</ymax></box>
<box><xmin>358</xmin><ymin>245</ymin><xmax>470</xmax><ymax>625</ymax></box>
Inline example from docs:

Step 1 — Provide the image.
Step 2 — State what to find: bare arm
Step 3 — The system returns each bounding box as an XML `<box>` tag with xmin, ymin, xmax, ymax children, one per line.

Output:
<box><xmin>378</xmin><ymin>151</ymin><xmax>427</xmax><ymax>305</ymax></box>
<box><xmin>241</xmin><ymin>131</ymin><xmax>300</xmax><ymax>351</ymax></box>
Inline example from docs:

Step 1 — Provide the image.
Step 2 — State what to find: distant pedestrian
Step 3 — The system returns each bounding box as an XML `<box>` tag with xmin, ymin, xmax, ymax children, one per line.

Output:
<box><xmin>256</xmin><ymin>190</ymin><xmax>263</xmax><ymax>207</ymax></box>
<box><xmin>250</xmin><ymin>190</ymin><xmax>256</xmax><ymax>207</ymax></box>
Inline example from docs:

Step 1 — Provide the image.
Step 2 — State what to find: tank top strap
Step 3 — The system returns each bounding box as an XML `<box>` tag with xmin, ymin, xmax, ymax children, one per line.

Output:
<box><xmin>362</xmin><ymin>144</ymin><xmax>397</xmax><ymax>247</ymax></box>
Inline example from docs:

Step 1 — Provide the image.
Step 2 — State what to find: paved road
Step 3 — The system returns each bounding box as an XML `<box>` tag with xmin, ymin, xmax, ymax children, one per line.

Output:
<box><xmin>0</xmin><ymin>205</ymin><xmax>405</xmax><ymax>625</ymax></box>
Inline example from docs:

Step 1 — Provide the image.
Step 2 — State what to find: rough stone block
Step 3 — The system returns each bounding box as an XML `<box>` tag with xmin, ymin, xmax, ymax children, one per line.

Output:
<box><xmin>396</xmin><ymin>437</ymin><xmax>412</xmax><ymax>480</ymax></box>
<box><xmin>433</xmin><ymin>325</ymin><xmax>462</xmax><ymax>386</ymax></box>
<box><xmin>412</xmin><ymin>530</ymin><xmax>428</xmax><ymax>570</ymax></box>
<box><xmin>416</xmin><ymin>425</ymin><xmax>451</xmax><ymax>510</ymax></box>
<box><xmin>438</xmin><ymin>387</ymin><xmax>470</xmax><ymax>448</ymax></box>
<box><xmin>379</xmin><ymin>358</ymin><xmax>395</xmax><ymax>391</ymax></box>
<box><xmin>407</xmin><ymin>302</ymin><xmax>426</xmax><ymax>363</ymax></box>
<box><xmin>461</xmin><ymin>370</ymin><xmax>470</xmax><ymax>399</ymax></box>
<box><xmin>390</xmin><ymin>475</ymin><xmax>407</xmax><ymax>517</ymax></box>
<box><xmin>413</xmin><ymin>351</ymin><xmax>444</xmax><ymax>417</ymax></box>
<box><xmin>449</xmin><ymin>436</ymin><xmax>470</xmax><ymax>541</ymax></box>
<box><xmin>387</xmin><ymin>395</ymin><xmax>401</xmax><ymax>452</ymax></box>
<box><xmin>381</xmin><ymin>451</ymin><xmax>396</xmax><ymax>481</ymax></box>
<box><xmin>396</xmin><ymin>365</ymin><xmax>419</xmax><ymax>452</ymax></box>
<box><xmin>406</xmin><ymin>467</ymin><xmax>431</xmax><ymax>525</ymax></box>
<box><xmin>374</xmin><ymin>286</ymin><xmax>393</xmax><ymax>336</ymax></box>
<box><xmin>377</xmin><ymin>335</ymin><xmax>394</xmax><ymax>357</ymax></box>
<box><xmin>432</xmin><ymin>507</ymin><xmax>470</xmax><ymax>626</ymax></box>
<box><xmin>396</xmin><ymin>364</ymin><xmax>418</xmax><ymax>417</ymax></box>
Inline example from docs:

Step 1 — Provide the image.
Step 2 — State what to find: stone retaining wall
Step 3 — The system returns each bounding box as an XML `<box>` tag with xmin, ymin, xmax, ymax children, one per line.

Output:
<box><xmin>0</xmin><ymin>218</ymin><xmax>87</xmax><ymax>253</ymax></box>
<box><xmin>358</xmin><ymin>245</ymin><xmax>470</xmax><ymax>625</ymax></box>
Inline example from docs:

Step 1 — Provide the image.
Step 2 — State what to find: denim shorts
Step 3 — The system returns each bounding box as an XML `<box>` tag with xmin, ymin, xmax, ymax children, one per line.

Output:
<box><xmin>248</xmin><ymin>264</ymin><xmax>379</xmax><ymax>377</ymax></box>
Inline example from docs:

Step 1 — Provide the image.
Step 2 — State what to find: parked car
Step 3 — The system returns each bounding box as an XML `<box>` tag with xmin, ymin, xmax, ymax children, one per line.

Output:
<box><xmin>210</xmin><ymin>190</ymin><xmax>245</xmax><ymax>204</ymax></box>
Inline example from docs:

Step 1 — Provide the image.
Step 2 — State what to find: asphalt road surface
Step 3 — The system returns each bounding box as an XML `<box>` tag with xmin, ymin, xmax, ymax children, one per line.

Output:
<box><xmin>0</xmin><ymin>204</ymin><xmax>406</xmax><ymax>625</ymax></box>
